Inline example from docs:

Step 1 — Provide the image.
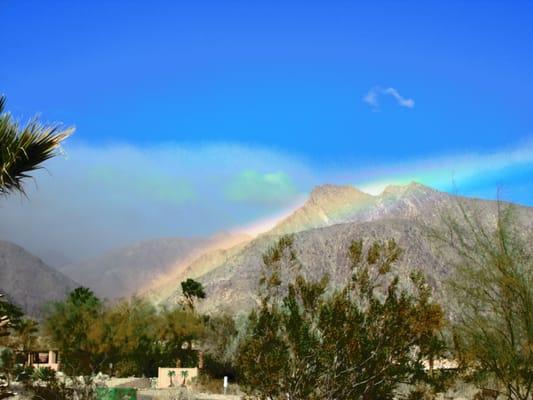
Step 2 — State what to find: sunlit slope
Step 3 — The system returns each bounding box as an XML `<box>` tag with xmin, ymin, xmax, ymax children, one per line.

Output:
<box><xmin>141</xmin><ymin>233</ymin><xmax>251</xmax><ymax>304</ymax></box>
<box><xmin>59</xmin><ymin>233</ymin><xmax>250</xmax><ymax>299</ymax></box>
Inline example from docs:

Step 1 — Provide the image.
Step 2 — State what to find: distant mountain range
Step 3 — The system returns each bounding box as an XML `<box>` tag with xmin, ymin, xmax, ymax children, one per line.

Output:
<box><xmin>2</xmin><ymin>182</ymin><xmax>532</xmax><ymax>317</ymax></box>
<box><xmin>57</xmin><ymin>233</ymin><xmax>251</xmax><ymax>299</ymax></box>
<box><xmin>0</xmin><ymin>233</ymin><xmax>251</xmax><ymax>314</ymax></box>
<box><xmin>0</xmin><ymin>241</ymin><xmax>77</xmax><ymax>317</ymax></box>
<box><xmin>147</xmin><ymin>182</ymin><xmax>533</xmax><ymax>314</ymax></box>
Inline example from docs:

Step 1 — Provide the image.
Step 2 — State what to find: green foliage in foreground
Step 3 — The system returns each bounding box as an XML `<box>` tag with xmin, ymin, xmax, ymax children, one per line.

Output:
<box><xmin>0</xmin><ymin>95</ymin><xmax>72</xmax><ymax>197</ymax></box>
<box><xmin>28</xmin><ymin>367</ymin><xmax>94</xmax><ymax>400</ymax></box>
<box><xmin>236</xmin><ymin>236</ymin><xmax>446</xmax><ymax>400</ymax></box>
<box><xmin>0</xmin><ymin>95</ymin><xmax>72</xmax><ymax>399</ymax></box>
<box><xmin>436</xmin><ymin>203</ymin><xmax>533</xmax><ymax>400</ymax></box>
<box><xmin>0</xmin><ymin>295</ymin><xmax>23</xmax><ymax>337</ymax></box>
<box><xmin>43</xmin><ymin>287</ymin><xmax>205</xmax><ymax>377</ymax></box>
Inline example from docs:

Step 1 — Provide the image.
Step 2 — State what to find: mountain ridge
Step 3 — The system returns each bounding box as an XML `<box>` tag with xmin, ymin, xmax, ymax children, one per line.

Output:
<box><xmin>149</xmin><ymin>182</ymin><xmax>533</xmax><ymax>313</ymax></box>
<box><xmin>59</xmin><ymin>233</ymin><xmax>252</xmax><ymax>299</ymax></box>
<box><xmin>0</xmin><ymin>240</ymin><xmax>78</xmax><ymax>317</ymax></box>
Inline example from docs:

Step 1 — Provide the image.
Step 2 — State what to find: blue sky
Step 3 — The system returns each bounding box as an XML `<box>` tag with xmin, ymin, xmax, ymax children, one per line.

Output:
<box><xmin>1</xmin><ymin>1</ymin><xmax>532</xmax><ymax>261</ymax></box>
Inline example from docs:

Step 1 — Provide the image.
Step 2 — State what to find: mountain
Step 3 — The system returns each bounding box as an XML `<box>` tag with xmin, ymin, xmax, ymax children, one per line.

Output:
<box><xmin>269</xmin><ymin>184</ymin><xmax>375</xmax><ymax>234</ymax></box>
<box><xmin>36</xmin><ymin>249</ymin><xmax>73</xmax><ymax>270</ymax></box>
<box><xmin>0</xmin><ymin>241</ymin><xmax>78</xmax><ymax>317</ymax></box>
<box><xmin>59</xmin><ymin>233</ymin><xmax>251</xmax><ymax>299</ymax></box>
<box><xmin>142</xmin><ymin>238</ymin><xmax>250</xmax><ymax>304</ymax></box>
<box><xmin>150</xmin><ymin>182</ymin><xmax>533</xmax><ymax>314</ymax></box>
<box><xmin>272</xmin><ymin>182</ymin><xmax>456</xmax><ymax>234</ymax></box>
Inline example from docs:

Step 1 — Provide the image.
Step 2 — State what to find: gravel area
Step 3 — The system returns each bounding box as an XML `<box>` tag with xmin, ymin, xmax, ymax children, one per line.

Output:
<box><xmin>137</xmin><ymin>388</ymin><xmax>240</xmax><ymax>400</ymax></box>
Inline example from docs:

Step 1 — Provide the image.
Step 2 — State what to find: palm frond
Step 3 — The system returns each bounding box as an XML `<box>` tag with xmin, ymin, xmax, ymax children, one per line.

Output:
<box><xmin>0</xmin><ymin>95</ymin><xmax>73</xmax><ymax>196</ymax></box>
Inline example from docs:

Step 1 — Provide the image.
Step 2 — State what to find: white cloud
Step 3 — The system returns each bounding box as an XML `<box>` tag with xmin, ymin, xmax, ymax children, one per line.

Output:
<box><xmin>382</xmin><ymin>87</ymin><xmax>415</xmax><ymax>108</ymax></box>
<box><xmin>363</xmin><ymin>86</ymin><xmax>415</xmax><ymax>110</ymax></box>
<box><xmin>0</xmin><ymin>143</ymin><xmax>315</xmax><ymax>262</ymax></box>
<box><xmin>363</xmin><ymin>89</ymin><xmax>379</xmax><ymax>108</ymax></box>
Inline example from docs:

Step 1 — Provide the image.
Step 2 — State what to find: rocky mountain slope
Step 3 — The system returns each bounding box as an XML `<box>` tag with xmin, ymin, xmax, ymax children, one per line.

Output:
<box><xmin>152</xmin><ymin>183</ymin><xmax>533</xmax><ymax>314</ymax></box>
<box><xmin>60</xmin><ymin>233</ymin><xmax>251</xmax><ymax>299</ymax></box>
<box><xmin>141</xmin><ymin>239</ymin><xmax>250</xmax><ymax>303</ymax></box>
<box><xmin>271</xmin><ymin>182</ymin><xmax>460</xmax><ymax>234</ymax></box>
<box><xmin>0</xmin><ymin>241</ymin><xmax>78</xmax><ymax>317</ymax></box>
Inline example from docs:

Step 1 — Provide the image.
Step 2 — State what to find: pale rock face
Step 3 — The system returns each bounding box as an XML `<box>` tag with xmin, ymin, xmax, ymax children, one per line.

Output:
<box><xmin>270</xmin><ymin>184</ymin><xmax>376</xmax><ymax>235</ymax></box>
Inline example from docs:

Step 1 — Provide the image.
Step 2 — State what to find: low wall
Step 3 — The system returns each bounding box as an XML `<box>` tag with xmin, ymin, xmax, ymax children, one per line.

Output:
<box><xmin>157</xmin><ymin>367</ymin><xmax>198</xmax><ymax>389</ymax></box>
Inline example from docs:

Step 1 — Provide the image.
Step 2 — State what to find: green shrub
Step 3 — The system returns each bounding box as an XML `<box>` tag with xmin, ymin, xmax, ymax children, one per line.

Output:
<box><xmin>236</xmin><ymin>236</ymin><xmax>446</xmax><ymax>400</ymax></box>
<box><xmin>114</xmin><ymin>360</ymin><xmax>138</xmax><ymax>378</ymax></box>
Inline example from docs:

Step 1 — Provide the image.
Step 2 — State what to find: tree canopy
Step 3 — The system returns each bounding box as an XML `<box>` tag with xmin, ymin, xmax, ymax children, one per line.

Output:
<box><xmin>181</xmin><ymin>278</ymin><xmax>206</xmax><ymax>311</ymax></box>
<box><xmin>43</xmin><ymin>288</ymin><xmax>206</xmax><ymax>377</ymax></box>
<box><xmin>236</xmin><ymin>235</ymin><xmax>445</xmax><ymax>400</ymax></box>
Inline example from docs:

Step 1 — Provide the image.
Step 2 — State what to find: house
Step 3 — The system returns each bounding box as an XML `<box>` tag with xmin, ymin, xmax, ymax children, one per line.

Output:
<box><xmin>28</xmin><ymin>350</ymin><xmax>60</xmax><ymax>371</ymax></box>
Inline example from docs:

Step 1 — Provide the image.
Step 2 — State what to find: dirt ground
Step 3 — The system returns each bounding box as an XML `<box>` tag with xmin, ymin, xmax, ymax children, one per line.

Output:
<box><xmin>137</xmin><ymin>388</ymin><xmax>240</xmax><ymax>400</ymax></box>
<box><xmin>105</xmin><ymin>377</ymin><xmax>241</xmax><ymax>400</ymax></box>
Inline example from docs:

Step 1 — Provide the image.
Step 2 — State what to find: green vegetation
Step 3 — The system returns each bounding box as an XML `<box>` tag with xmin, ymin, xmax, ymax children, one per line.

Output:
<box><xmin>0</xmin><ymin>348</ymin><xmax>15</xmax><ymax>387</ymax></box>
<box><xmin>180</xmin><ymin>279</ymin><xmax>206</xmax><ymax>311</ymax></box>
<box><xmin>0</xmin><ymin>96</ymin><xmax>531</xmax><ymax>398</ymax></box>
<box><xmin>0</xmin><ymin>95</ymin><xmax>72</xmax><ymax>197</ymax></box>
<box><xmin>0</xmin><ymin>209</ymin><xmax>531</xmax><ymax>399</ymax></box>
<box><xmin>168</xmin><ymin>370</ymin><xmax>176</xmax><ymax>387</ymax></box>
<box><xmin>436</xmin><ymin>203</ymin><xmax>533</xmax><ymax>400</ymax></box>
<box><xmin>0</xmin><ymin>93</ymin><xmax>70</xmax><ymax>342</ymax></box>
<box><xmin>200</xmin><ymin>313</ymin><xmax>240</xmax><ymax>379</ymax></box>
<box><xmin>29</xmin><ymin>366</ymin><xmax>94</xmax><ymax>400</ymax></box>
<box><xmin>235</xmin><ymin>235</ymin><xmax>446</xmax><ymax>399</ymax></box>
<box><xmin>0</xmin><ymin>95</ymin><xmax>71</xmax><ymax>399</ymax></box>
<box><xmin>43</xmin><ymin>288</ymin><xmax>205</xmax><ymax>377</ymax></box>
<box><xmin>0</xmin><ymin>297</ymin><xmax>23</xmax><ymax>338</ymax></box>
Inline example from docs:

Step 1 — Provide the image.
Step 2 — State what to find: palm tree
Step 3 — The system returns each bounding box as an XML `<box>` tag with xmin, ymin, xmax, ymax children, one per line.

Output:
<box><xmin>180</xmin><ymin>370</ymin><xmax>188</xmax><ymax>387</ymax></box>
<box><xmin>0</xmin><ymin>95</ymin><xmax>73</xmax><ymax>196</ymax></box>
<box><xmin>0</xmin><ymin>95</ymin><xmax>72</xmax><ymax>338</ymax></box>
<box><xmin>13</xmin><ymin>318</ymin><xmax>39</xmax><ymax>363</ymax></box>
<box><xmin>167</xmin><ymin>370</ymin><xmax>176</xmax><ymax>387</ymax></box>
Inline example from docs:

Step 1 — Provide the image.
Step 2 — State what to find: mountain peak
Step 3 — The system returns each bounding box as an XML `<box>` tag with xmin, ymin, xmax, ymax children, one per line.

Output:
<box><xmin>269</xmin><ymin>184</ymin><xmax>375</xmax><ymax>235</ymax></box>
<box><xmin>309</xmin><ymin>184</ymin><xmax>372</xmax><ymax>204</ymax></box>
<box><xmin>382</xmin><ymin>181</ymin><xmax>435</xmax><ymax>196</ymax></box>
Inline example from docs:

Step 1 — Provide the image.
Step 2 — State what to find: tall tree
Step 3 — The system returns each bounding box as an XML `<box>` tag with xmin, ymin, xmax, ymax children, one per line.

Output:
<box><xmin>180</xmin><ymin>279</ymin><xmax>206</xmax><ymax>311</ymax></box>
<box><xmin>43</xmin><ymin>287</ymin><xmax>103</xmax><ymax>375</ymax></box>
<box><xmin>435</xmin><ymin>203</ymin><xmax>533</xmax><ymax>400</ymax></box>
<box><xmin>13</xmin><ymin>319</ymin><xmax>39</xmax><ymax>360</ymax></box>
<box><xmin>0</xmin><ymin>295</ymin><xmax>23</xmax><ymax>338</ymax></box>
<box><xmin>96</xmin><ymin>297</ymin><xmax>159</xmax><ymax>377</ymax></box>
<box><xmin>156</xmin><ymin>306</ymin><xmax>205</xmax><ymax>369</ymax></box>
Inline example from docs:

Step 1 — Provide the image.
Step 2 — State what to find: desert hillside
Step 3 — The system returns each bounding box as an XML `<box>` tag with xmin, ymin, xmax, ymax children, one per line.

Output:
<box><xmin>59</xmin><ymin>233</ymin><xmax>251</xmax><ymax>299</ymax></box>
<box><xmin>0</xmin><ymin>241</ymin><xmax>78</xmax><ymax>317</ymax></box>
<box><xmin>151</xmin><ymin>182</ymin><xmax>533</xmax><ymax>314</ymax></box>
